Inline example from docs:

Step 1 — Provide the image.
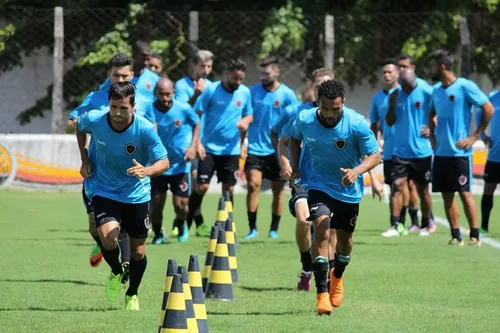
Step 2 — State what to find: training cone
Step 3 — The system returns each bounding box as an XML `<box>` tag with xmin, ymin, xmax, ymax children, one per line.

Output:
<box><xmin>161</xmin><ymin>273</ymin><xmax>188</xmax><ymax>333</ymax></box>
<box><xmin>206</xmin><ymin>227</ymin><xmax>234</xmax><ymax>301</ymax></box>
<box><xmin>188</xmin><ymin>255</ymin><xmax>209</xmax><ymax>333</ymax></box>
<box><xmin>224</xmin><ymin>191</ymin><xmax>239</xmax><ymax>245</ymax></box>
<box><xmin>225</xmin><ymin>218</ymin><xmax>238</xmax><ymax>283</ymax></box>
<box><xmin>159</xmin><ymin>259</ymin><xmax>178</xmax><ymax>333</ymax></box>
<box><xmin>215</xmin><ymin>197</ymin><xmax>228</xmax><ymax>231</ymax></box>
<box><xmin>178</xmin><ymin>266</ymin><xmax>199</xmax><ymax>333</ymax></box>
<box><xmin>202</xmin><ymin>225</ymin><xmax>219</xmax><ymax>293</ymax></box>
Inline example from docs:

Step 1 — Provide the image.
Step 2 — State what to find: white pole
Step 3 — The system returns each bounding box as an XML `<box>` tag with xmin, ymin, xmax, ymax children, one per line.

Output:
<box><xmin>51</xmin><ymin>6</ymin><xmax>64</xmax><ymax>134</ymax></box>
<box><xmin>324</xmin><ymin>15</ymin><xmax>334</xmax><ymax>70</ymax></box>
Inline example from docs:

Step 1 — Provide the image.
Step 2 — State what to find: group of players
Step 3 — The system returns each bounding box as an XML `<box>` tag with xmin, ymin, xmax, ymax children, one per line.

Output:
<box><xmin>68</xmin><ymin>40</ymin><xmax>498</xmax><ymax>315</ymax></box>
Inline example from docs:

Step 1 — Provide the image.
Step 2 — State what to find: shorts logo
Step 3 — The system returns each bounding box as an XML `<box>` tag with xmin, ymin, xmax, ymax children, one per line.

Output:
<box><xmin>335</xmin><ymin>139</ymin><xmax>347</xmax><ymax>150</ymax></box>
<box><xmin>425</xmin><ymin>171</ymin><xmax>431</xmax><ymax>180</ymax></box>
<box><xmin>144</xmin><ymin>216</ymin><xmax>150</xmax><ymax>229</ymax></box>
<box><xmin>350</xmin><ymin>216</ymin><xmax>358</xmax><ymax>227</ymax></box>
<box><xmin>458</xmin><ymin>174</ymin><xmax>467</xmax><ymax>186</ymax></box>
<box><xmin>180</xmin><ymin>181</ymin><xmax>188</xmax><ymax>192</ymax></box>
<box><xmin>416</xmin><ymin>101</ymin><xmax>421</xmax><ymax>108</ymax></box>
<box><xmin>236</xmin><ymin>100</ymin><xmax>241</xmax><ymax>107</ymax></box>
<box><xmin>174</xmin><ymin>120</ymin><xmax>182</xmax><ymax>128</ymax></box>
<box><xmin>449</xmin><ymin>95</ymin><xmax>455</xmax><ymax>102</ymax></box>
<box><xmin>146</xmin><ymin>84</ymin><xmax>151</xmax><ymax>90</ymax></box>
<box><xmin>125</xmin><ymin>144</ymin><xmax>137</xmax><ymax>155</ymax></box>
<box><xmin>273</xmin><ymin>100</ymin><xmax>280</xmax><ymax>108</ymax></box>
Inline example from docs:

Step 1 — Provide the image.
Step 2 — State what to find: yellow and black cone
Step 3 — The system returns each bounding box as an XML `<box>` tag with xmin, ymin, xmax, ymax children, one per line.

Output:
<box><xmin>215</xmin><ymin>197</ymin><xmax>228</xmax><ymax>231</ymax></box>
<box><xmin>178</xmin><ymin>266</ymin><xmax>199</xmax><ymax>333</ymax></box>
<box><xmin>225</xmin><ymin>218</ymin><xmax>238</xmax><ymax>283</ymax></box>
<box><xmin>161</xmin><ymin>273</ymin><xmax>188</xmax><ymax>333</ymax></box>
<box><xmin>224</xmin><ymin>191</ymin><xmax>238</xmax><ymax>245</ymax></box>
<box><xmin>202</xmin><ymin>225</ymin><xmax>219</xmax><ymax>293</ymax></box>
<box><xmin>159</xmin><ymin>259</ymin><xmax>178</xmax><ymax>333</ymax></box>
<box><xmin>188</xmin><ymin>255</ymin><xmax>209</xmax><ymax>333</ymax></box>
<box><xmin>206</xmin><ymin>228</ymin><xmax>234</xmax><ymax>301</ymax></box>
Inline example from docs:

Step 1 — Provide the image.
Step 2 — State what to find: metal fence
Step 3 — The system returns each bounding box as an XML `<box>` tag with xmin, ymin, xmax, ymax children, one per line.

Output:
<box><xmin>0</xmin><ymin>6</ymin><xmax>499</xmax><ymax>133</ymax></box>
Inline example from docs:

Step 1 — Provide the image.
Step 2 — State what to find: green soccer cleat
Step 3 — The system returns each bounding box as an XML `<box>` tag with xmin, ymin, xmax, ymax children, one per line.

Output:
<box><xmin>105</xmin><ymin>271</ymin><xmax>123</xmax><ymax>302</ymax></box>
<box><xmin>396</xmin><ymin>223</ymin><xmax>408</xmax><ymax>236</ymax></box>
<box><xmin>124</xmin><ymin>295</ymin><xmax>139</xmax><ymax>311</ymax></box>
<box><xmin>195</xmin><ymin>223</ymin><xmax>211</xmax><ymax>237</ymax></box>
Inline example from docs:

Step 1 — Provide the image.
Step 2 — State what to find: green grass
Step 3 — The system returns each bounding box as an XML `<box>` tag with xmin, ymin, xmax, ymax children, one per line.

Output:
<box><xmin>1</xmin><ymin>190</ymin><xmax>500</xmax><ymax>333</ymax></box>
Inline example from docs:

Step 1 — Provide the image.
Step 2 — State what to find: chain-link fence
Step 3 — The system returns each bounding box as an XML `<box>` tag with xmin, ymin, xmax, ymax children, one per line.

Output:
<box><xmin>0</xmin><ymin>7</ymin><xmax>499</xmax><ymax>133</ymax></box>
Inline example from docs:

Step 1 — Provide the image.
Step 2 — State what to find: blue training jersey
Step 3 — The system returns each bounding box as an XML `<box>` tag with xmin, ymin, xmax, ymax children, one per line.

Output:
<box><xmin>248</xmin><ymin>83</ymin><xmax>297</xmax><ymax>155</ymax></box>
<box><xmin>292</xmin><ymin>107</ymin><xmax>379</xmax><ymax>204</ymax></box>
<box><xmin>369</xmin><ymin>86</ymin><xmax>401</xmax><ymax>160</ymax></box>
<box><xmin>198</xmin><ymin>81</ymin><xmax>253</xmax><ymax>156</ymax></box>
<box><xmin>153</xmin><ymin>101</ymin><xmax>199</xmax><ymax>175</ymax></box>
<box><xmin>70</xmin><ymin>90</ymin><xmax>109</xmax><ymax>120</ymax></box>
<box><xmin>133</xmin><ymin>95</ymin><xmax>156</xmax><ymax>124</ymax></box>
<box><xmin>99</xmin><ymin>68</ymin><xmax>160</xmax><ymax>103</ymax></box>
<box><xmin>78</xmin><ymin>111</ymin><xmax>168</xmax><ymax>204</ymax></box>
<box><xmin>392</xmin><ymin>83</ymin><xmax>433</xmax><ymax>159</ymax></box>
<box><xmin>431</xmin><ymin>78</ymin><xmax>489</xmax><ymax>157</ymax></box>
<box><xmin>416</xmin><ymin>77</ymin><xmax>434</xmax><ymax>95</ymax></box>
<box><xmin>476</xmin><ymin>90</ymin><xmax>500</xmax><ymax>163</ymax></box>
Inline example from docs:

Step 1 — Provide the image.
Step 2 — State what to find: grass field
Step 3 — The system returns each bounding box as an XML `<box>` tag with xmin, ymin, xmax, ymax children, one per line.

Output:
<box><xmin>1</xmin><ymin>190</ymin><xmax>500</xmax><ymax>333</ymax></box>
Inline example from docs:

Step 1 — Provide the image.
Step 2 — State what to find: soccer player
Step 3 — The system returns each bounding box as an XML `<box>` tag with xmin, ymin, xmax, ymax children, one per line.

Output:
<box><xmin>476</xmin><ymin>90</ymin><xmax>499</xmax><ymax>233</ymax></box>
<box><xmin>385</xmin><ymin>68</ymin><xmax>434</xmax><ymax>236</ymax></box>
<box><xmin>245</xmin><ymin>56</ymin><xmax>298</xmax><ymax>240</ymax></box>
<box><xmin>188</xmin><ymin>59</ymin><xmax>253</xmax><ymax>228</ymax></box>
<box><xmin>148</xmin><ymin>53</ymin><xmax>163</xmax><ymax>75</ymax></box>
<box><xmin>76</xmin><ymin>82</ymin><xmax>169</xmax><ymax>310</ymax></box>
<box><xmin>290</xmin><ymin>79</ymin><xmax>381</xmax><ymax>315</ymax></box>
<box><xmin>149</xmin><ymin>79</ymin><xmax>200</xmax><ymax>245</ymax></box>
<box><xmin>175</xmin><ymin>50</ymin><xmax>214</xmax><ymax>237</ymax></box>
<box><xmin>428</xmin><ymin>49</ymin><xmax>494</xmax><ymax>246</ymax></box>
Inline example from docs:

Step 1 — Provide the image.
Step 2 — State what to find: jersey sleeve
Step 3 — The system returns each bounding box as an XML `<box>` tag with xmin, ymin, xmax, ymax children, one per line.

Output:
<box><xmin>146</xmin><ymin>128</ymin><xmax>169</xmax><ymax>163</ymax></box>
<box><xmin>77</xmin><ymin>112</ymin><xmax>94</xmax><ymax>134</ymax></box>
<box><xmin>273</xmin><ymin>104</ymin><xmax>294</xmax><ymax>134</ymax></box>
<box><xmin>242</xmin><ymin>89</ymin><xmax>253</xmax><ymax>117</ymax></box>
<box><xmin>464</xmin><ymin>80</ymin><xmax>489</xmax><ymax>107</ymax></box>
<box><xmin>185</xmin><ymin>105</ymin><xmax>199</xmax><ymax>127</ymax></box>
<box><xmin>291</xmin><ymin>117</ymin><xmax>303</xmax><ymax>140</ymax></box>
<box><xmin>286</xmin><ymin>89</ymin><xmax>298</xmax><ymax>107</ymax></box>
<box><xmin>70</xmin><ymin>92</ymin><xmax>94</xmax><ymax>120</ymax></box>
<box><xmin>356</xmin><ymin>118</ymin><xmax>379</xmax><ymax>156</ymax></box>
<box><xmin>369</xmin><ymin>96</ymin><xmax>378</xmax><ymax>123</ymax></box>
<box><xmin>143</xmin><ymin>103</ymin><xmax>156</xmax><ymax>124</ymax></box>
<box><xmin>99</xmin><ymin>77</ymin><xmax>111</xmax><ymax>91</ymax></box>
<box><xmin>197</xmin><ymin>87</ymin><xmax>213</xmax><ymax>115</ymax></box>
<box><xmin>174</xmin><ymin>80</ymin><xmax>190</xmax><ymax>103</ymax></box>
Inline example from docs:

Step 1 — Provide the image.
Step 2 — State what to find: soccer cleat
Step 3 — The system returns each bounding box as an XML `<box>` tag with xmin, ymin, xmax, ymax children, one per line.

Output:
<box><xmin>448</xmin><ymin>238</ymin><xmax>465</xmax><ymax>246</ymax></box>
<box><xmin>297</xmin><ymin>271</ymin><xmax>312</xmax><ymax>291</ymax></box>
<box><xmin>244</xmin><ymin>229</ymin><xmax>258</xmax><ymax>240</ymax></box>
<box><xmin>89</xmin><ymin>243</ymin><xmax>103</xmax><ymax>267</ymax></box>
<box><xmin>468</xmin><ymin>237</ymin><xmax>482</xmax><ymax>247</ymax></box>
<box><xmin>124</xmin><ymin>295</ymin><xmax>140</xmax><ymax>311</ymax></box>
<box><xmin>105</xmin><ymin>271</ymin><xmax>123</xmax><ymax>302</ymax></box>
<box><xmin>381</xmin><ymin>226</ymin><xmax>400</xmax><ymax>237</ymax></box>
<box><xmin>480</xmin><ymin>227</ymin><xmax>489</xmax><ymax>235</ymax></box>
<box><xmin>268</xmin><ymin>230</ymin><xmax>279</xmax><ymax>239</ymax></box>
<box><xmin>316</xmin><ymin>293</ymin><xmax>332</xmax><ymax>315</ymax></box>
<box><xmin>329</xmin><ymin>269</ymin><xmax>344</xmax><ymax>307</ymax></box>
<box><xmin>195</xmin><ymin>224</ymin><xmax>211</xmax><ymax>237</ymax></box>
<box><xmin>121</xmin><ymin>262</ymin><xmax>130</xmax><ymax>285</ymax></box>
<box><xmin>171</xmin><ymin>227</ymin><xmax>179</xmax><ymax>237</ymax></box>
<box><xmin>396</xmin><ymin>223</ymin><xmax>409</xmax><ymax>236</ymax></box>
<box><xmin>427</xmin><ymin>222</ymin><xmax>437</xmax><ymax>234</ymax></box>
<box><xmin>419</xmin><ymin>228</ymin><xmax>430</xmax><ymax>237</ymax></box>
<box><xmin>178</xmin><ymin>224</ymin><xmax>189</xmax><ymax>243</ymax></box>
<box><xmin>152</xmin><ymin>234</ymin><xmax>166</xmax><ymax>245</ymax></box>
<box><xmin>408</xmin><ymin>225</ymin><xmax>420</xmax><ymax>233</ymax></box>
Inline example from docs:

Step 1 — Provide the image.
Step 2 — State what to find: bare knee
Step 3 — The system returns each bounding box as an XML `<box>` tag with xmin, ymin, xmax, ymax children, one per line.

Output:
<box><xmin>197</xmin><ymin>184</ymin><xmax>209</xmax><ymax>195</ymax></box>
<box><xmin>130</xmin><ymin>240</ymin><xmax>146</xmax><ymax>261</ymax></box>
<box><xmin>174</xmin><ymin>198</ymin><xmax>188</xmax><ymax>217</ymax></box>
<box><xmin>391</xmin><ymin>178</ymin><xmax>405</xmax><ymax>194</ymax></box>
<box><xmin>101</xmin><ymin>234</ymin><xmax>118</xmax><ymax>251</ymax></box>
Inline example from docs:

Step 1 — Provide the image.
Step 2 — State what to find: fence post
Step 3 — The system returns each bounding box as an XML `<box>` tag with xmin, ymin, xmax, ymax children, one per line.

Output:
<box><xmin>459</xmin><ymin>16</ymin><xmax>471</xmax><ymax>79</ymax></box>
<box><xmin>324</xmin><ymin>15</ymin><xmax>334</xmax><ymax>70</ymax></box>
<box><xmin>52</xmin><ymin>6</ymin><xmax>64</xmax><ymax>134</ymax></box>
<box><xmin>189</xmin><ymin>11</ymin><xmax>199</xmax><ymax>52</ymax></box>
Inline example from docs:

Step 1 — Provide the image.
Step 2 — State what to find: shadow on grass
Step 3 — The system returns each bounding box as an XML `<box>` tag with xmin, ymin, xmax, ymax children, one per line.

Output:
<box><xmin>239</xmin><ymin>240</ymin><xmax>295</xmax><ymax>245</ymax></box>
<box><xmin>0</xmin><ymin>279</ymin><xmax>102</xmax><ymax>287</ymax></box>
<box><xmin>208</xmin><ymin>310</ymin><xmax>306</xmax><ymax>316</ymax></box>
<box><xmin>47</xmin><ymin>229</ymin><xmax>88</xmax><ymax>233</ymax></box>
<box><xmin>19</xmin><ymin>237</ymin><xmax>87</xmax><ymax>242</ymax></box>
<box><xmin>240</xmin><ymin>286</ymin><xmax>295</xmax><ymax>292</ymax></box>
<box><xmin>0</xmin><ymin>307</ymin><xmax>118</xmax><ymax>312</ymax></box>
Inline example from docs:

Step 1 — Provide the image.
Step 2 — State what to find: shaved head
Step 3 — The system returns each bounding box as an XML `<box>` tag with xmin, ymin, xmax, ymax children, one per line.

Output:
<box><xmin>400</xmin><ymin>67</ymin><xmax>416</xmax><ymax>90</ymax></box>
<box><xmin>156</xmin><ymin>78</ymin><xmax>173</xmax><ymax>91</ymax></box>
<box><xmin>155</xmin><ymin>78</ymin><xmax>175</xmax><ymax>110</ymax></box>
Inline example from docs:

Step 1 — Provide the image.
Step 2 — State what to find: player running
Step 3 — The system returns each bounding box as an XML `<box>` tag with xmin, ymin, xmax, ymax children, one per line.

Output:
<box><xmin>245</xmin><ymin>56</ymin><xmax>298</xmax><ymax>240</ymax></box>
<box><xmin>76</xmin><ymin>82</ymin><xmax>169</xmax><ymax>310</ymax></box>
<box><xmin>290</xmin><ymin>79</ymin><xmax>381</xmax><ymax>315</ymax></box>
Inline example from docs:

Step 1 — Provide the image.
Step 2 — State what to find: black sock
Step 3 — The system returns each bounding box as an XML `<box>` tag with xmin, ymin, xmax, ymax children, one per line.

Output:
<box><xmin>118</xmin><ymin>231</ymin><xmax>130</xmax><ymax>263</ymax></box>
<box><xmin>451</xmin><ymin>228</ymin><xmax>462</xmax><ymax>240</ymax></box>
<box><xmin>102</xmin><ymin>246</ymin><xmax>123</xmax><ymax>276</ymax></box>
<box><xmin>399</xmin><ymin>206</ymin><xmax>408</xmax><ymax>225</ymax></box>
<box><xmin>151</xmin><ymin>210</ymin><xmax>163</xmax><ymax>236</ymax></box>
<box><xmin>91</xmin><ymin>234</ymin><xmax>103</xmax><ymax>249</ymax></box>
<box><xmin>194</xmin><ymin>214</ymin><xmax>204</xmax><ymax>228</ymax></box>
<box><xmin>174</xmin><ymin>218</ymin><xmax>185</xmax><ymax>236</ymax></box>
<box><xmin>329</xmin><ymin>259</ymin><xmax>335</xmax><ymax>271</ymax></box>
<box><xmin>312</xmin><ymin>257</ymin><xmax>329</xmax><ymax>294</ymax></box>
<box><xmin>421</xmin><ymin>217</ymin><xmax>430</xmax><ymax>229</ymax></box>
<box><xmin>470</xmin><ymin>228</ymin><xmax>479</xmax><ymax>239</ymax></box>
<box><xmin>187</xmin><ymin>192</ymin><xmax>204</xmax><ymax>229</ymax></box>
<box><xmin>409</xmin><ymin>208</ymin><xmax>419</xmax><ymax>226</ymax></box>
<box><xmin>248</xmin><ymin>211</ymin><xmax>257</xmax><ymax>230</ymax></box>
<box><xmin>481</xmin><ymin>194</ymin><xmax>493</xmax><ymax>231</ymax></box>
<box><xmin>390</xmin><ymin>215</ymin><xmax>399</xmax><ymax>227</ymax></box>
<box><xmin>270</xmin><ymin>214</ymin><xmax>281</xmax><ymax>232</ymax></box>
<box><xmin>126</xmin><ymin>256</ymin><xmax>148</xmax><ymax>296</ymax></box>
<box><xmin>333</xmin><ymin>253</ymin><xmax>350</xmax><ymax>279</ymax></box>
<box><xmin>300</xmin><ymin>250</ymin><xmax>313</xmax><ymax>272</ymax></box>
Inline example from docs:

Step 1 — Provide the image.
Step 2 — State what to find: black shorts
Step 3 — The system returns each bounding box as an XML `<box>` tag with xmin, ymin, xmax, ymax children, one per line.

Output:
<box><xmin>82</xmin><ymin>185</ymin><xmax>93</xmax><ymax>215</ymax></box>
<box><xmin>197</xmin><ymin>153</ymin><xmax>240</xmax><ymax>186</ymax></box>
<box><xmin>383</xmin><ymin>160</ymin><xmax>393</xmax><ymax>185</ymax></box>
<box><xmin>289</xmin><ymin>186</ymin><xmax>308</xmax><ymax>218</ymax></box>
<box><xmin>91</xmin><ymin>195</ymin><xmax>150</xmax><ymax>239</ymax></box>
<box><xmin>391</xmin><ymin>156</ymin><xmax>432</xmax><ymax>185</ymax></box>
<box><xmin>307</xmin><ymin>189</ymin><xmax>359</xmax><ymax>234</ymax></box>
<box><xmin>432</xmin><ymin>156</ymin><xmax>471</xmax><ymax>193</ymax></box>
<box><xmin>191</xmin><ymin>158</ymin><xmax>198</xmax><ymax>174</ymax></box>
<box><xmin>151</xmin><ymin>173</ymin><xmax>190</xmax><ymax>198</ymax></box>
<box><xmin>484</xmin><ymin>161</ymin><xmax>500</xmax><ymax>183</ymax></box>
<box><xmin>244</xmin><ymin>153</ymin><xmax>284</xmax><ymax>181</ymax></box>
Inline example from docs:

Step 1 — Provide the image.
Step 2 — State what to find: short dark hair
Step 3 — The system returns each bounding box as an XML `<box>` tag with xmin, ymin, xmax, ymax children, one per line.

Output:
<box><xmin>381</xmin><ymin>58</ymin><xmax>397</xmax><ymax>67</ymax></box>
<box><xmin>150</xmin><ymin>52</ymin><xmax>162</xmax><ymax>61</ymax></box>
<box><xmin>226</xmin><ymin>58</ymin><xmax>246</xmax><ymax>72</ymax></box>
<box><xmin>318</xmin><ymin>80</ymin><xmax>345</xmax><ymax>101</ymax></box>
<box><xmin>398</xmin><ymin>54</ymin><xmax>415</xmax><ymax>65</ymax></box>
<box><xmin>108</xmin><ymin>52</ymin><xmax>133</xmax><ymax>70</ymax></box>
<box><xmin>312</xmin><ymin>67</ymin><xmax>334</xmax><ymax>80</ymax></box>
<box><xmin>430</xmin><ymin>49</ymin><xmax>454</xmax><ymax>70</ymax></box>
<box><xmin>259</xmin><ymin>56</ymin><xmax>279</xmax><ymax>68</ymax></box>
<box><xmin>108</xmin><ymin>82</ymin><xmax>135</xmax><ymax>106</ymax></box>
<box><xmin>132</xmin><ymin>40</ymin><xmax>151</xmax><ymax>54</ymax></box>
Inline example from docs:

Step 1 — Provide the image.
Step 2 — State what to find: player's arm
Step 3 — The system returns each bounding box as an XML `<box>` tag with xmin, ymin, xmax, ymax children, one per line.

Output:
<box><xmin>144</xmin><ymin>129</ymin><xmax>170</xmax><ymax>177</ymax></box>
<box><xmin>290</xmin><ymin>118</ymin><xmax>303</xmax><ymax>187</ymax></box>
<box><xmin>385</xmin><ymin>90</ymin><xmax>398</xmax><ymax>127</ymax></box>
<box><xmin>185</xmin><ymin>107</ymin><xmax>201</xmax><ymax>161</ymax></box>
<box><xmin>76</xmin><ymin>113</ymin><xmax>93</xmax><ymax>177</ymax></box>
<box><xmin>368</xmin><ymin>97</ymin><xmax>382</xmax><ymax>147</ymax></box>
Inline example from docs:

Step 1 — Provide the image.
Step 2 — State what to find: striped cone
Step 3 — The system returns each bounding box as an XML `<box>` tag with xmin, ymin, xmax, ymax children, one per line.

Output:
<box><xmin>161</xmin><ymin>273</ymin><xmax>188</xmax><ymax>333</ymax></box>
<box><xmin>178</xmin><ymin>266</ymin><xmax>198</xmax><ymax>333</ymax></box>
<box><xmin>215</xmin><ymin>197</ymin><xmax>228</xmax><ymax>231</ymax></box>
<box><xmin>188</xmin><ymin>255</ymin><xmax>209</xmax><ymax>333</ymax></box>
<box><xmin>206</xmin><ymin>227</ymin><xmax>234</xmax><ymax>301</ymax></box>
<box><xmin>225</xmin><ymin>218</ymin><xmax>238</xmax><ymax>283</ymax></box>
<box><xmin>159</xmin><ymin>259</ymin><xmax>178</xmax><ymax>333</ymax></box>
<box><xmin>224</xmin><ymin>191</ymin><xmax>239</xmax><ymax>246</ymax></box>
<box><xmin>202</xmin><ymin>225</ymin><xmax>219</xmax><ymax>293</ymax></box>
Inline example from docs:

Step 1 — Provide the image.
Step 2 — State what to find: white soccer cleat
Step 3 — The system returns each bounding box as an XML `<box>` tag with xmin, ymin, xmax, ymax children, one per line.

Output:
<box><xmin>381</xmin><ymin>227</ymin><xmax>400</xmax><ymax>237</ymax></box>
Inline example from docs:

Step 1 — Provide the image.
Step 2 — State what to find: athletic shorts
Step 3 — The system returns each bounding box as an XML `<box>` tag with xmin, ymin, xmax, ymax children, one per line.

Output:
<box><xmin>244</xmin><ymin>153</ymin><xmax>284</xmax><ymax>181</ymax></box>
<box><xmin>432</xmin><ymin>156</ymin><xmax>471</xmax><ymax>193</ymax></box>
<box><xmin>82</xmin><ymin>185</ymin><xmax>93</xmax><ymax>215</ymax></box>
<box><xmin>307</xmin><ymin>189</ymin><xmax>359</xmax><ymax>234</ymax></box>
<box><xmin>383</xmin><ymin>159</ymin><xmax>393</xmax><ymax>185</ymax></box>
<box><xmin>484</xmin><ymin>161</ymin><xmax>500</xmax><ymax>183</ymax></box>
<box><xmin>289</xmin><ymin>186</ymin><xmax>308</xmax><ymax>218</ymax></box>
<box><xmin>91</xmin><ymin>195</ymin><xmax>150</xmax><ymax>239</ymax></box>
<box><xmin>391</xmin><ymin>156</ymin><xmax>432</xmax><ymax>185</ymax></box>
<box><xmin>197</xmin><ymin>153</ymin><xmax>240</xmax><ymax>186</ymax></box>
<box><xmin>151</xmin><ymin>173</ymin><xmax>190</xmax><ymax>198</ymax></box>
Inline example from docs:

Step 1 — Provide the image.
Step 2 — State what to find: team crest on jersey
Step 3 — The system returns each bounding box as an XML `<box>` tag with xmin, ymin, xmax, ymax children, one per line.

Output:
<box><xmin>144</xmin><ymin>216</ymin><xmax>150</xmax><ymax>229</ymax></box>
<box><xmin>236</xmin><ymin>100</ymin><xmax>241</xmax><ymax>107</ymax></box>
<box><xmin>125</xmin><ymin>144</ymin><xmax>136</xmax><ymax>155</ymax></box>
<box><xmin>458</xmin><ymin>174</ymin><xmax>467</xmax><ymax>186</ymax></box>
<box><xmin>180</xmin><ymin>181</ymin><xmax>188</xmax><ymax>192</ymax></box>
<box><xmin>449</xmin><ymin>95</ymin><xmax>455</xmax><ymax>102</ymax></box>
<box><xmin>273</xmin><ymin>100</ymin><xmax>280</xmax><ymax>108</ymax></box>
<box><xmin>416</xmin><ymin>101</ymin><xmax>421</xmax><ymax>108</ymax></box>
<box><xmin>146</xmin><ymin>84</ymin><xmax>151</xmax><ymax>90</ymax></box>
<box><xmin>335</xmin><ymin>139</ymin><xmax>347</xmax><ymax>150</ymax></box>
<box><xmin>174</xmin><ymin>120</ymin><xmax>182</xmax><ymax>128</ymax></box>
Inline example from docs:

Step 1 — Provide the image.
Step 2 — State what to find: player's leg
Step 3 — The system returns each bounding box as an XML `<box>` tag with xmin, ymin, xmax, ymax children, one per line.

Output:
<box><xmin>267</xmin><ymin>154</ymin><xmax>286</xmax><ymax>239</ymax></box>
<box><xmin>480</xmin><ymin>161</ymin><xmax>499</xmax><ymax>233</ymax></box>
<box><xmin>328</xmin><ymin>229</ymin><xmax>336</xmax><ymax>275</ymax></box>
<box><xmin>171</xmin><ymin>173</ymin><xmax>191</xmax><ymax>243</ymax></box>
<box><xmin>150</xmin><ymin>176</ymin><xmax>168</xmax><ymax>245</ymax></box>
<box><xmin>187</xmin><ymin>158</ymin><xmax>204</xmax><ymax>234</ymax></box>
<box><xmin>83</xmin><ymin>186</ymin><xmax>103</xmax><ymax>267</ymax></box>
<box><xmin>244</xmin><ymin>154</ymin><xmax>263</xmax><ymax>239</ymax></box>
<box><xmin>381</xmin><ymin>160</ymin><xmax>395</xmax><ymax>235</ymax></box>
<box><xmin>411</xmin><ymin>157</ymin><xmax>434</xmax><ymax>236</ymax></box>
<box><xmin>383</xmin><ymin>157</ymin><xmax>409</xmax><ymax>237</ymax></box>
<box><xmin>118</xmin><ymin>230</ymin><xmax>131</xmax><ymax>285</ymax></box>
<box><xmin>219</xmin><ymin>155</ymin><xmax>239</xmax><ymax>217</ymax></box>
<box><xmin>407</xmin><ymin>180</ymin><xmax>420</xmax><ymax>232</ymax></box>
<box><xmin>188</xmin><ymin>154</ymin><xmax>215</xmax><ymax>237</ymax></box>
